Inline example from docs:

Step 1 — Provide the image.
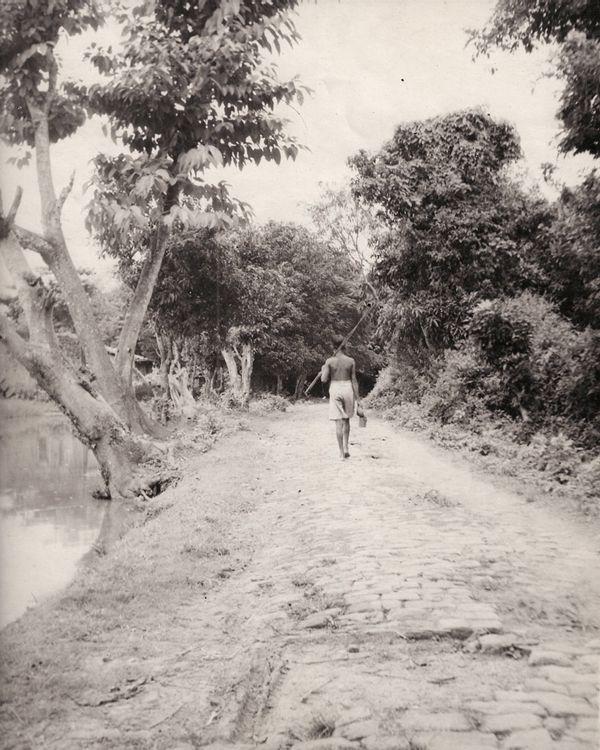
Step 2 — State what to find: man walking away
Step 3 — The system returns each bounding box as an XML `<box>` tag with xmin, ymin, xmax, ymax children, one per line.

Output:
<box><xmin>321</xmin><ymin>335</ymin><xmax>361</xmax><ymax>459</ymax></box>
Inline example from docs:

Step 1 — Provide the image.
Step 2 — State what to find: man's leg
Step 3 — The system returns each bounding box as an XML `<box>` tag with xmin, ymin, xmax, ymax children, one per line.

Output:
<box><xmin>335</xmin><ymin>393</ymin><xmax>349</xmax><ymax>419</ymax></box>
<box><xmin>343</xmin><ymin>418</ymin><xmax>350</xmax><ymax>457</ymax></box>
<box><xmin>335</xmin><ymin>420</ymin><xmax>345</xmax><ymax>458</ymax></box>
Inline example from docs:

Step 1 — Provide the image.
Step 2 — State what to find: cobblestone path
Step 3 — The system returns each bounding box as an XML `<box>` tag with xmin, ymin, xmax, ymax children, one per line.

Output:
<box><xmin>14</xmin><ymin>404</ymin><xmax>599</xmax><ymax>750</ymax></box>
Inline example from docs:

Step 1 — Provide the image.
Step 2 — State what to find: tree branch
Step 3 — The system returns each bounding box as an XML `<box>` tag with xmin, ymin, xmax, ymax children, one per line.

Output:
<box><xmin>12</xmin><ymin>226</ymin><xmax>54</xmax><ymax>257</ymax></box>
<box><xmin>45</xmin><ymin>50</ymin><xmax>59</xmax><ymax>113</ymax></box>
<box><xmin>0</xmin><ymin>307</ymin><xmax>29</xmax><ymax>349</ymax></box>
<box><xmin>0</xmin><ymin>230</ymin><xmax>46</xmax><ymax>343</ymax></box>
<box><xmin>58</xmin><ymin>172</ymin><xmax>75</xmax><ymax>212</ymax></box>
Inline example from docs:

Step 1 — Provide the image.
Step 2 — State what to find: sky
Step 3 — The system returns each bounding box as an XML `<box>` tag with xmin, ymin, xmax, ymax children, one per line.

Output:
<box><xmin>0</xmin><ymin>0</ymin><xmax>595</xmax><ymax>285</ymax></box>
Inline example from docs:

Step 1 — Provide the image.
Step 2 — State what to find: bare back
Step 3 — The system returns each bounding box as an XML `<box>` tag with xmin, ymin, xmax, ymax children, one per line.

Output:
<box><xmin>326</xmin><ymin>352</ymin><xmax>355</xmax><ymax>382</ymax></box>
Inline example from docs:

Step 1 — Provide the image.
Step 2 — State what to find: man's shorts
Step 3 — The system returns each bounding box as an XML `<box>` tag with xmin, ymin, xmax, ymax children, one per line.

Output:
<box><xmin>328</xmin><ymin>380</ymin><xmax>355</xmax><ymax>420</ymax></box>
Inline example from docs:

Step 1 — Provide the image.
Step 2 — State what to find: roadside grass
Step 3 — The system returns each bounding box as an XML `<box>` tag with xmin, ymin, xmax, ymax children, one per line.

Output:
<box><xmin>0</xmin><ymin>406</ymin><xmax>258</xmax><ymax>741</ymax></box>
<box><xmin>370</xmin><ymin>401</ymin><xmax>599</xmax><ymax>516</ymax></box>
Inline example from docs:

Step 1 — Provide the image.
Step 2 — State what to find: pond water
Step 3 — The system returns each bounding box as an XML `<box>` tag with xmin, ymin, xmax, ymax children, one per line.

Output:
<box><xmin>0</xmin><ymin>410</ymin><xmax>106</xmax><ymax>628</ymax></box>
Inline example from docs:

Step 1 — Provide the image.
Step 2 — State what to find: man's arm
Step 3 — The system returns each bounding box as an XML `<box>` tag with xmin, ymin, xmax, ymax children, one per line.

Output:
<box><xmin>351</xmin><ymin>360</ymin><xmax>360</xmax><ymax>402</ymax></box>
<box><xmin>321</xmin><ymin>359</ymin><xmax>331</xmax><ymax>383</ymax></box>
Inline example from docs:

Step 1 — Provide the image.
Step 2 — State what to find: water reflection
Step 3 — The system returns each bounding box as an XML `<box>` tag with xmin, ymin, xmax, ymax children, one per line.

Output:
<box><xmin>0</xmin><ymin>411</ymin><xmax>105</xmax><ymax>627</ymax></box>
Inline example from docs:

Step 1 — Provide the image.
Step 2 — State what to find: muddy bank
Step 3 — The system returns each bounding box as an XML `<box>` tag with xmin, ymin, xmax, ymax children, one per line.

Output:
<box><xmin>0</xmin><ymin>414</ymin><xmax>265</xmax><ymax>748</ymax></box>
<box><xmin>0</xmin><ymin>397</ymin><xmax>246</xmax><ymax>628</ymax></box>
<box><xmin>0</xmin><ymin>403</ymin><xmax>257</xmax><ymax>741</ymax></box>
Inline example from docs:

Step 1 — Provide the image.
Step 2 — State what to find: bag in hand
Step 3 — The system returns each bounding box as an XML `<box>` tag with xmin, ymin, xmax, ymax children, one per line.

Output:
<box><xmin>357</xmin><ymin>403</ymin><xmax>367</xmax><ymax>428</ymax></box>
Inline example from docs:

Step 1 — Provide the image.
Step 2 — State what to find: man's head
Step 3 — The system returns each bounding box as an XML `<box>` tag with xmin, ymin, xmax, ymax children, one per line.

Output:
<box><xmin>332</xmin><ymin>334</ymin><xmax>345</xmax><ymax>351</ymax></box>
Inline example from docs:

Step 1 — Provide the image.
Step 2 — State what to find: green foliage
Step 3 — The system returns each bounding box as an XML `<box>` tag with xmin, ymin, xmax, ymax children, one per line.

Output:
<box><xmin>471</xmin><ymin>0</ymin><xmax>600</xmax><ymax>157</ymax></box>
<box><xmin>533</xmin><ymin>171</ymin><xmax>600</xmax><ymax>329</ymax></box>
<box><xmin>468</xmin><ymin>299</ymin><xmax>535</xmax><ymax>417</ymax></box>
<box><xmin>469</xmin><ymin>0</ymin><xmax>599</xmax><ymax>52</ymax></box>
<box><xmin>0</xmin><ymin>1</ymin><xmax>101</xmax><ymax>147</ymax></box>
<box><xmin>251</xmin><ymin>393</ymin><xmax>289</xmax><ymax>412</ymax></box>
<box><xmin>556</xmin><ymin>32</ymin><xmax>600</xmax><ymax>157</ymax></box>
<box><xmin>363</xmin><ymin>363</ymin><xmax>431</xmax><ymax>409</ymax></box>
<box><xmin>350</xmin><ymin>108</ymin><xmax>547</xmax><ymax>358</ymax></box>
<box><xmin>306</xmin><ymin>185</ymin><xmax>379</xmax><ymax>274</ymax></box>
<box><xmin>80</xmin><ymin>0</ymin><xmax>307</xmax><ymax>243</ymax></box>
<box><xmin>352</xmin><ymin>103</ymin><xmax>599</xmax><ymax>451</ymax></box>
<box><xmin>148</xmin><ymin>221</ymin><xmax>379</xmax><ymax>391</ymax></box>
<box><xmin>350</xmin><ymin>108</ymin><xmax>521</xmax><ymax>222</ymax></box>
<box><xmin>425</xmin><ymin>293</ymin><xmax>600</xmax><ymax>448</ymax></box>
<box><xmin>1</xmin><ymin>0</ymin><xmax>307</xmax><ymax>274</ymax></box>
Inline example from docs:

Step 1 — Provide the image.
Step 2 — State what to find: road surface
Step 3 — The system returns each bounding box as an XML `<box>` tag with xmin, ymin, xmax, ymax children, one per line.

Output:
<box><xmin>2</xmin><ymin>403</ymin><xmax>599</xmax><ymax>750</ymax></box>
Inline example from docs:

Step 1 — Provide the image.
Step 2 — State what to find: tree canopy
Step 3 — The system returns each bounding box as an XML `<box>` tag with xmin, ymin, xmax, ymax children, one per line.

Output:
<box><xmin>148</xmin><ymin>220</ymin><xmax>378</xmax><ymax>398</ymax></box>
<box><xmin>349</xmin><ymin>109</ymin><xmax>547</xmax><ymax>359</ymax></box>
<box><xmin>471</xmin><ymin>0</ymin><xmax>600</xmax><ymax>157</ymax></box>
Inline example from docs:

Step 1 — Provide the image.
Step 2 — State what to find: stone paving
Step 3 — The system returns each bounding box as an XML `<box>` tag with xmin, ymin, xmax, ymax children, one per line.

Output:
<box><xmin>195</xmin><ymin>404</ymin><xmax>599</xmax><ymax>750</ymax></box>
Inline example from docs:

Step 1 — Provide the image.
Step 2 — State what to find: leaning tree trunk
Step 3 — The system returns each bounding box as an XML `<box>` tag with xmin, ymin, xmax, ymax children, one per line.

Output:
<box><xmin>0</xmin><ymin>219</ymin><xmax>172</xmax><ymax>499</ymax></box>
<box><xmin>0</xmin><ymin>315</ymin><xmax>166</xmax><ymax>498</ymax></box>
<box><xmin>24</xmin><ymin>103</ymin><xmax>152</xmax><ymax>430</ymax></box>
<box><xmin>115</xmin><ymin>179</ymin><xmax>179</xmax><ymax>417</ymax></box>
<box><xmin>115</xmin><ymin>223</ymin><xmax>169</xmax><ymax>389</ymax></box>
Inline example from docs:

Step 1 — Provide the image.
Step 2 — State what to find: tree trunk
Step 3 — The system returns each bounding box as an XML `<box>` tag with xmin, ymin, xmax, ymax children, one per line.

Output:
<box><xmin>189</xmin><ymin>357</ymin><xmax>198</xmax><ymax>398</ymax></box>
<box><xmin>200</xmin><ymin>364</ymin><xmax>217</xmax><ymax>398</ymax></box>
<box><xmin>27</xmin><ymin>105</ymin><xmax>144</xmax><ymax>429</ymax></box>
<box><xmin>115</xmin><ymin>224</ymin><xmax>169</xmax><ymax>387</ymax></box>
<box><xmin>294</xmin><ymin>371</ymin><xmax>307</xmax><ymax>401</ymax></box>
<box><xmin>167</xmin><ymin>340</ymin><xmax>196</xmax><ymax>418</ymax></box>
<box><xmin>1</xmin><ymin>199</ymin><xmax>174</xmax><ymax>499</ymax></box>
<box><xmin>221</xmin><ymin>347</ymin><xmax>242</xmax><ymax>397</ymax></box>
<box><xmin>418</xmin><ymin>320</ymin><xmax>433</xmax><ymax>351</ymax></box>
<box><xmin>156</xmin><ymin>331</ymin><xmax>172</xmax><ymax>396</ymax></box>
<box><xmin>0</xmin><ymin>300</ymin><xmax>171</xmax><ymax>500</ymax></box>
<box><xmin>239</xmin><ymin>343</ymin><xmax>255</xmax><ymax>409</ymax></box>
<box><xmin>276</xmin><ymin>373</ymin><xmax>284</xmax><ymax>395</ymax></box>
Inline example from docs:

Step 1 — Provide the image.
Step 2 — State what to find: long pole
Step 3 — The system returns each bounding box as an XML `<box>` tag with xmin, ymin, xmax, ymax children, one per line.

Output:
<box><xmin>304</xmin><ymin>304</ymin><xmax>374</xmax><ymax>396</ymax></box>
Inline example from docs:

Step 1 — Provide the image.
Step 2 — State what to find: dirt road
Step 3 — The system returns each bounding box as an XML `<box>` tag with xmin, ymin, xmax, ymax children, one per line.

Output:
<box><xmin>2</xmin><ymin>403</ymin><xmax>599</xmax><ymax>750</ymax></box>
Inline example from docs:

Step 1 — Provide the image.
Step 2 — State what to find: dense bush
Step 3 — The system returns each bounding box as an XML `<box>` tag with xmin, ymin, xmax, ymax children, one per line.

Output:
<box><xmin>365</xmin><ymin>364</ymin><xmax>432</xmax><ymax>409</ymax></box>
<box><xmin>373</xmin><ymin>292</ymin><xmax>600</xmax><ymax>450</ymax></box>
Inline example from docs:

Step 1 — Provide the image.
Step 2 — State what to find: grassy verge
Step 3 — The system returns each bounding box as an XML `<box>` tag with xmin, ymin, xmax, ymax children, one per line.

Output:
<box><xmin>366</xmin><ymin>399</ymin><xmax>599</xmax><ymax>516</ymax></box>
<box><xmin>0</xmin><ymin>404</ymin><xmax>257</xmax><ymax>746</ymax></box>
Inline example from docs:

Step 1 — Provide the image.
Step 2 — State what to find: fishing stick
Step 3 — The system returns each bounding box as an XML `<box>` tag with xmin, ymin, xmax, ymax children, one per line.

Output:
<box><xmin>304</xmin><ymin>303</ymin><xmax>374</xmax><ymax>396</ymax></box>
